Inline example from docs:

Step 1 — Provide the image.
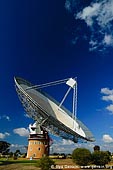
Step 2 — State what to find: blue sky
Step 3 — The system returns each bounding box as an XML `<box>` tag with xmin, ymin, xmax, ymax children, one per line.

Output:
<box><xmin>1</xmin><ymin>0</ymin><xmax>113</xmax><ymax>154</ymax></box>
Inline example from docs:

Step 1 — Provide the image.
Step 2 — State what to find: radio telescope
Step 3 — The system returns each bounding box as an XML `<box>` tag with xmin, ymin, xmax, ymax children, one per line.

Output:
<box><xmin>14</xmin><ymin>77</ymin><xmax>95</xmax><ymax>159</ymax></box>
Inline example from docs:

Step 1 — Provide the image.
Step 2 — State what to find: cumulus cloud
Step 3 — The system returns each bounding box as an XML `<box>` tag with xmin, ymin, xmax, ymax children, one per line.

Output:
<box><xmin>51</xmin><ymin>135</ymin><xmax>113</xmax><ymax>153</ymax></box>
<box><xmin>10</xmin><ymin>144</ymin><xmax>27</xmax><ymax>153</ymax></box>
<box><xmin>50</xmin><ymin>137</ymin><xmax>95</xmax><ymax>154</ymax></box>
<box><xmin>102</xmin><ymin>134</ymin><xmax>113</xmax><ymax>143</ymax></box>
<box><xmin>101</xmin><ymin>88</ymin><xmax>113</xmax><ymax>95</ymax></box>
<box><xmin>76</xmin><ymin>3</ymin><xmax>101</xmax><ymax>26</ymax></box>
<box><xmin>62</xmin><ymin>139</ymin><xmax>74</xmax><ymax>145</ymax></box>
<box><xmin>0</xmin><ymin>132</ymin><xmax>10</xmax><ymax>139</ymax></box>
<box><xmin>102</xmin><ymin>95</ymin><xmax>113</xmax><ymax>102</ymax></box>
<box><xmin>51</xmin><ymin>139</ymin><xmax>75</xmax><ymax>154</ymax></box>
<box><xmin>13</xmin><ymin>128</ymin><xmax>29</xmax><ymax>137</ymax></box>
<box><xmin>106</xmin><ymin>104</ymin><xmax>113</xmax><ymax>113</ymax></box>
<box><xmin>101</xmin><ymin>87</ymin><xmax>113</xmax><ymax>114</ymax></box>
<box><xmin>65</xmin><ymin>0</ymin><xmax>113</xmax><ymax>51</ymax></box>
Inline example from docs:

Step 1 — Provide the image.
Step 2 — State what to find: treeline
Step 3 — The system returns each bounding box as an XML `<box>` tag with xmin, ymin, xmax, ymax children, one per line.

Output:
<box><xmin>49</xmin><ymin>153</ymin><xmax>71</xmax><ymax>159</ymax></box>
<box><xmin>0</xmin><ymin>141</ymin><xmax>26</xmax><ymax>159</ymax></box>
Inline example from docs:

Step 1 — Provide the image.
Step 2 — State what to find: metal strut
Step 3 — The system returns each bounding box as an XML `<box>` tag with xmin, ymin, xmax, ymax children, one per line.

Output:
<box><xmin>58</xmin><ymin>78</ymin><xmax>77</xmax><ymax>120</ymax></box>
<box><xmin>25</xmin><ymin>78</ymin><xmax>70</xmax><ymax>91</ymax></box>
<box><xmin>59</xmin><ymin>86</ymin><xmax>72</xmax><ymax>108</ymax></box>
<box><xmin>25</xmin><ymin>77</ymin><xmax>78</xmax><ymax>120</ymax></box>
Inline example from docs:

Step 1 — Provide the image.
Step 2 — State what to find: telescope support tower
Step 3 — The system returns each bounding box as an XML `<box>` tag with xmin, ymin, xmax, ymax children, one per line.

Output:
<box><xmin>27</xmin><ymin>122</ymin><xmax>50</xmax><ymax>159</ymax></box>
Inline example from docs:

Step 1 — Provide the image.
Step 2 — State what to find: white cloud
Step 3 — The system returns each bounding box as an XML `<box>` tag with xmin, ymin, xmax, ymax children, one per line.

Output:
<box><xmin>76</xmin><ymin>3</ymin><xmax>101</xmax><ymax>26</ymax></box>
<box><xmin>102</xmin><ymin>95</ymin><xmax>113</xmax><ymax>102</ymax></box>
<box><xmin>103</xmin><ymin>35</ymin><xmax>113</xmax><ymax>46</ymax></box>
<box><xmin>50</xmin><ymin>134</ymin><xmax>113</xmax><ymax>153</ymax></box>
<box><xmin>106</xmin><ymin>104</ymin><xmax>113</xmax><ymax>113</ymax></box>
<box><xmin>0</xmin><ymin>132</ymin><xmax>10</xmax><ymax>139</ymax></box>
<box><xmin>62</xmin><ymin>139</ymin><xmax>74</xmax><ymax>145</ymax></box>
<box><xmin>97</xmin><ymin>0</ymin><xmax>113</xmax><ymax>27</ymax></box>
<box><xmin>0</xmin><ymin>133</ymin><xmax>5</xmax><ymax>139</ymax></box>
<box><xmin>5</xmin><ymin>132</ymin><xmax>10</xmax><ymax>136</ymax></box>
<box><xmin>65</xmin><ymin>0</ymin><xmax>113</xmax><ymax>51</ymax></box>
<box><xmin>13</xmin><ymin>128</ymin><xmax>29</xmax><ymax>137</ymax></box>
<box><xmin>101</xmin><ymin>87</ymin><xmax>113</xmax><ymax>114</ymax></box>
<box><xmin>10</xmin><ymin>144</ymin><xmax>27</xmax><ymax>153</ymax></box>
<box><xmin>101</xmin><ymin>143</ymin><xmax>113</xmax><ymax>152</ymax></box>
<box><xmin>50</xmin><ymin>137</ymin><xmax>95</xmax><ymax>154</ymax></box>
<box><xmin>102</xmin><ymin>134</ymin><xmax>113</xmax><ymax>143</ymax></box>
<box><xmin>49</xmin><ymin>137</ymin><xmax>75</xmax><ymax>154</ymax></box>
<box><xmin>77</xmin><ymin>0</ymin><xmax>113</xmax><ymax>28</ymax></box>
<box><xmin>50</xmin><ymin>135</ymin><xmax>113</xmax><ymax>153</ymax></box>
<box><xmin>101</xmin><ymin>88</ymin><xmax>113</xmax><ymax>95</ymax></box>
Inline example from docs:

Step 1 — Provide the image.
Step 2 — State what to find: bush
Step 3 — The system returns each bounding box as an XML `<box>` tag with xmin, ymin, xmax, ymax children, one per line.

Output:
<box><xmin>38</xmin><ymin>156</ymin><xmax>55</xmax><ymax>170</ymax></box>
<box><xmin>72</xmin><ymin>148</ymin><xmax>92</xmax><ymax>166</ymax></box>
<box><xmin>92</xmin><ymin>151</ymin><xmax>111</xmax><ymax>166</ymax></box>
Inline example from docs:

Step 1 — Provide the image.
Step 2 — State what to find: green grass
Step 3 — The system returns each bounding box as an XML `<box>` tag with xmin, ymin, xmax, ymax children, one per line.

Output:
<box><xmin>0</xmin><ymin>159</ymin><xmax>39</xmax><ymax>166</ymax></box>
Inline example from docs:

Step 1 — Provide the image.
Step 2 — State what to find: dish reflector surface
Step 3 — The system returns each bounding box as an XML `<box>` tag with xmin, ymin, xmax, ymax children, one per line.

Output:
<box><xmin>14</xmin><ymin>77</ymin><xmax>95</xmax><ymax>143</ymax></box>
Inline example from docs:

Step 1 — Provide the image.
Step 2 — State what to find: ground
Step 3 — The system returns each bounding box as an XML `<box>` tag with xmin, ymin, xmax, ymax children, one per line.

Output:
<box><xmin>0</xmin><ymin>164</ymin><xmax>40</xmax><ymax>170</ymax></box>
<box><xmin>0</xmin><ymin>158</ymin><xmax>75</xmax><ymax>170</ymax></box>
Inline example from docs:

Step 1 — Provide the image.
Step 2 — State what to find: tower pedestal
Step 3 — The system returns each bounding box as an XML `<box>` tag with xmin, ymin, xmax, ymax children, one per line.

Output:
<box><xmin>27</xmin><ymin>123</ymin><xmax>50</xmax><ymax>159</ymax></box>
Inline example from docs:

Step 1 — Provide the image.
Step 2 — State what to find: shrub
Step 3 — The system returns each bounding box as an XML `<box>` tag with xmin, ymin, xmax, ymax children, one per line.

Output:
<box><xmin>92</xmin><ymin>151</ymin><xmax>111</xmax><ymax>166</ymax></box>
<box><xmin>38</xmin><ymin>156</ymin><xmax>55</xmax><ymax>170</ymax></box>
<box><xmin>72</xmin><ymin>148</ymin><xmax>92</xmax><ymax>166</ymax></box>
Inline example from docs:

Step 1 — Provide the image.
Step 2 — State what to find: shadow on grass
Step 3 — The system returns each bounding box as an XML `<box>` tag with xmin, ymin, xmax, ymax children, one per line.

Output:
<box><xmin>0</xmin><ymin>160</ymin><xmax>38</xmax><ymax>166</ymax></box>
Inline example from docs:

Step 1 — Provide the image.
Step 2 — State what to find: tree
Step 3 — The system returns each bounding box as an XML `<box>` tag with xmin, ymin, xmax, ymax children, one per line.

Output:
<box><xmin>93</xmin><ymin>145</ymin><xmax>100</xmax><ymax>151</ymax></box>
<box><xmin>13</xmin><ymin>149</ymin><xmax>21</xmax><ymax>159</ymax></box>
<box><xmin>0</xmin><ymin>141</ymin><xmax>10</xmax><ymax>155</ymax></box>
<box><xmin>72</xmin><ymin>148</ymin><xmax>92</xmax><ymax>166</ymax></box>
<box><xmin>38</xmin><ymin>156</ymin><xmax>55</xmax><ymax>170</ymax></box>
<box><xmin>14</xmin><ymin>149</ymin><xmax>21</xmax><ymax>156</ymax></box>
<box><xmin>92</xmin><ymin>151</ymin><xmax>111</xmax><ymax>166</ymax></box>
<box><xmin>8</xmin><ymin>152</ymin><xmax>13</xmax><ymax>158</ymax></box>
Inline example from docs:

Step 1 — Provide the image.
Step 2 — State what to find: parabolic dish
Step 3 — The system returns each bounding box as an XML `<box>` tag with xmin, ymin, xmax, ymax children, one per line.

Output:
<box><xmin>14</xmin><ymin>77</ymin><xmax>95</xmax><ymax>143</ymax></box>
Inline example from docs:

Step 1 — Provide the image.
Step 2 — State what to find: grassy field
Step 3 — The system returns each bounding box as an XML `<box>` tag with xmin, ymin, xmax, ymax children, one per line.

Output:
<box><xmin>0</xmin><ymin>158</ymin><xmax>74</xmax><ymax>170</ymax></box>
<box><xmin>1</xmin><ymin>158</ymin><xmax>113</xmax><ymax>170</ymax></box>
<box><xmin>0</xmin><ymin>159</ymin><xmax>40</xmax><ymax>170</ymax></box>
